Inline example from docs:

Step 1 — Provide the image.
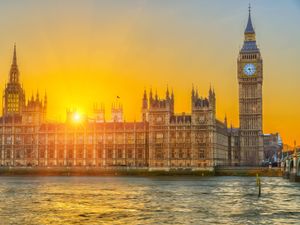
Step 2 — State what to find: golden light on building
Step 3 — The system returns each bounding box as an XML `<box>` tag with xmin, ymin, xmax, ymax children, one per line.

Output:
<box><xmin>0</xmin><ymin>6</ymin><xmax>286</xmax><ymax>168</ymax></box>
<box><xmin>73</xmin><ymin>112</ymin><xmax>81</xmax><ymax>123</ymax></box>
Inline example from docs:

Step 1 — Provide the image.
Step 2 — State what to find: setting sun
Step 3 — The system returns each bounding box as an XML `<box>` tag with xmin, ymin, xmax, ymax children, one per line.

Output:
<box><xmin>73</xmin><ymin>112</ymin><xmax>81</xmax><ymax>123</ymax></box>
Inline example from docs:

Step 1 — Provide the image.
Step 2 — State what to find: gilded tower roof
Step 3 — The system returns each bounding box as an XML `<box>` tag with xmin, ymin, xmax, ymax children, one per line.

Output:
<box><xmin>240</xmin><ymin>5</ymin><xmax>259</xmax><ymax>53</ymax></box>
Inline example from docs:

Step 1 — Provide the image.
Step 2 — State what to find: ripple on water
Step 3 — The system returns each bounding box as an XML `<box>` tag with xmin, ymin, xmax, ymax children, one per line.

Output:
<box><xmin>0</xmin><ymin>176</ymin><xmax>299</xmax><ymax>225</ymax></box>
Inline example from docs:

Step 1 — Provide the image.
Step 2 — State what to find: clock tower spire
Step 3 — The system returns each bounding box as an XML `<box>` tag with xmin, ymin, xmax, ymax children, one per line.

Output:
<box><xmin>237</xmin><ymin>6</ymin><xmax>263</xmax><ymax>166</ymax></box>
<box><xmin>245</xmin><ymin>4</ymin><xmax>255</xmax><ymax>40</ymax></box>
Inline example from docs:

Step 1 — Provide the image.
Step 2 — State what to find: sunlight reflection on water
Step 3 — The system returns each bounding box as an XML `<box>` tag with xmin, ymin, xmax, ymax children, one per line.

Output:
<box><xmin>0</xmin><ymin>176</ymin><xmax>299</xmax><ymax>225</ymax></box>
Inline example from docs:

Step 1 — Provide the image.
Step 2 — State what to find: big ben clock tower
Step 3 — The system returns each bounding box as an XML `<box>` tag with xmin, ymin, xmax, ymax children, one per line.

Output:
<box><xmin>238</xmin><ymin>6</ymin><xmax>263</xmax><ymax>165</ymax></box>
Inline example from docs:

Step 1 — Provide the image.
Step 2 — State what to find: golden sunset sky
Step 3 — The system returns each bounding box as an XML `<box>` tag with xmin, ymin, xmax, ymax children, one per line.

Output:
<box><xmin>0</xmin><ymin>0</ymin><xmax>299</xmax><ymax>145</ymax></box>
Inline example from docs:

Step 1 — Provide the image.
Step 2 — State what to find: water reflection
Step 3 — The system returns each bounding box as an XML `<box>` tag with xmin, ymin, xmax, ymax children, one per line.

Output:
<box><xmin>0</xmin><ymin>176</ymin><xmax>299</xmax><ymax>224</ymax></box>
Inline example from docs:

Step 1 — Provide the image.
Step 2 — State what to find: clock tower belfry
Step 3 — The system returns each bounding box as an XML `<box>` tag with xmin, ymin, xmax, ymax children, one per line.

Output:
<box><xmin>238</xmin><ymin>6</ymin><xmax>263</xmax><ymax>165</ymax></box>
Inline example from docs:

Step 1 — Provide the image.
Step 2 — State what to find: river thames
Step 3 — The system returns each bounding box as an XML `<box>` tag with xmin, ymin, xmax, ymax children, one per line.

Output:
<box><xmin>0</xmin><ymin>176</ymin><xmax>299</xmax><ymax>225</ymax></box>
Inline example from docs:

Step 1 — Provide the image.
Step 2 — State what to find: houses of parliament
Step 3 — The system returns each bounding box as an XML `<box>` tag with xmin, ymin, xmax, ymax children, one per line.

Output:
<box><xmin>0</xmin><ymin>8</ymin><xmax>265</xmax><ymax>169</ymax></box>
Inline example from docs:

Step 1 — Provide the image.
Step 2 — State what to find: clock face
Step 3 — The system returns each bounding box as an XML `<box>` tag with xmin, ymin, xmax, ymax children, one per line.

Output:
<box><xmin>243</xmin><ymin>63</ymin><xmax>256</xmax><ymax>76</ymax></box>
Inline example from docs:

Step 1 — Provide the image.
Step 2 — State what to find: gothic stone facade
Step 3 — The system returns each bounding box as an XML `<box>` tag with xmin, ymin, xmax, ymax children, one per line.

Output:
<box><xmin>0</xmin><ymin>83</ymin><xmax>230</xmax><ymax>170</ymax></box>
<box><xmin>146</xmin><ymin>87</ymin><xmax>228</xmax><ymax>169</ymax></box>
<box><xmin>0</xmin><ymin>8</ymin><xmax>266</xmax><ymax>168</ymax></box>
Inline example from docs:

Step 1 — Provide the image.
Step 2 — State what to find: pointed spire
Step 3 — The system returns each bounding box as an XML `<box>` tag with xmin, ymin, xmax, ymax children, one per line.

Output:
<box><xmin>12</xmin><ymin>43</ymin><xmax>17</xmax><ymax>66</ymax></box>
<box><xmin>166</xmin><ymin>85</ymin><xmax>170</xmax><ymax>99</ymax></box>
<box><xmin>155</xmin><ymin>89</ymin><xmax>158</xmax><ymax>100</ymax></box>
<box><xmin>149</xmin><ymin>87</ymin><xmax>153</xmax><ymax>103</ymax></box>
<box><xmin>192</xmin><ymin>84</ymin><xmax>195</xmax><ymax>98</ymax></box>
<box><xmin>9</xmin><ymin>43</ymin><xmax>20</xmax><ymax>83</ymax></box>
<box><xmin>143</xmin><ymin>88</ymin><xmax>147</xmax><ymax>99</ymax></box>
<box><xmin>209</xmin><ymin>84</ymin><xmax>213</xmax><ymax>96</ymax></box>
<box><xmin>142</xmin><ymin>88</ymin><xmax>148</xmax><ymax>109</ymax></box>
<box><xmin>241</xmin><ymin>4</ymin><xmax>258</xmax><ymax>51</ymax></box>
<box><xmin>36</xmin><ymin>90</ymin><xmax>39</xmax><ymax>101</ymax></box>
<box><xmin>245</xmin><ymin>4</ymin><xmax>255</xmax><ymax>34</ymax></box>
<box><xmin>43</xmin><ymin>91</ymin><xmax>48</xmax><ymax>111</ymax></box>
<box><xmin>44</xmin><ymin>91</ymin><xmax>47</xmax><ymax>102</ymax></box>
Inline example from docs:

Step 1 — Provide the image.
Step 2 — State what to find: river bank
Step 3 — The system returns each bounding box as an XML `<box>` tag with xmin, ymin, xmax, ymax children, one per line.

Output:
<box><xmin>0</xmin><ymin>167</ymin><xmax>283</xmax><ymax>177</ymax></box>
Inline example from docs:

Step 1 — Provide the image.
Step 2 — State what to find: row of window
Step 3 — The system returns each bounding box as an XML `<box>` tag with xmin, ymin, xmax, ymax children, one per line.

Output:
<box><xmin>241</xmin><ymin>54</ymin><xmax>258</xmax><ymax>60</ymax></box>
<box><xmin>1</xmin><ymin>148</ymin><xmax>146</xmax><ymax>160</ymax></box>
<box><xmin>154</xmin><ymin>148</ymin><xmax>207</xmax><ymax>159</ymax></box>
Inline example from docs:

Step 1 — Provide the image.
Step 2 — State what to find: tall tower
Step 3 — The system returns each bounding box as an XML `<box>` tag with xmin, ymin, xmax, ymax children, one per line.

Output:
<box><xmin>111</xmin><ymin>102</ymin><xmax>123</xmax><ymax>122</ymax></box>
<box><xmin>191</xmin><ymin>86</ymin><xmax>216</xmax><ymax>167</ymax></box>
<box><xmin>3</xmin><ymin>44</ymin><xmax>26</xmax><ymax>116</ymax></box>
<box><xmin>238</xmin><ymin>6</ymin><xmax>263</xmax><ymax>165</ymax></box>
<box><xmin>148</xmin><ymin>88</ymin><xmax>174</xmax><ymax>169</ymax></box>
<box><xmin>94</xmin><ymin>103</ymin><xmax>105</xmax><ymax>123</ymax></box>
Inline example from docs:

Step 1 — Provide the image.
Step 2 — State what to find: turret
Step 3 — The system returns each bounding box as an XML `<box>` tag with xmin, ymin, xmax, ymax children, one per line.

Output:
<box><xmin>142</xmin><ymin>89</ymin><xmax>148</xmax><ymax>122</ymax></box>
<box><xmin>191</xmin><ymin>86</ymin><xmax>216</xmax><ymax>126</ymax></box>
<box><xmin>44</xmin><ymin>92</ymin><xmax>47</xmax><ymax>109</ymax></box>
<box><xmin>142</xmin><ymin>89</ymin><xmax>148</xmax><ymax>110</ymax></box>
<box><xmin>224</xmin><ymin>114</ymin><xmax>228</xmax><ymax>127</ymax></box>
<box><xmin>191</xmin><ymin>86</ymin><xmax>216</xmax><ymax>116</ymax></box>
<box><xmin>148</xmin><ymin>88</ymin><xmax>174</xmax><ymax>128</ymax></box>
<box><xmin>148</xmin><ymin>88</ymin><xmax>174</xmax><ymax>114</ymax></box>
<box><xmin>94</xmin><ymin>103</ymin><xmax>105</xmax><ymax>123</ymax></box>
<box><xmin>170</xmin><ymin>88</ymin><xmax>174</xmax><ymax>111</ymax></box>
<box><xmin>111</xmin><ymin>102</ymin><xmax>123</xmax><ymax>122</ymax></box>
<box><xmin>166</xmin><ymin>86</ymin><xmax>170</xmax><ymax>100</ymax></box>
<box><xmin>209</xmin><ymin>86</ymin><xmax>216</xmax><ymax>113</ymax></box>
<box><xmin>149</xmin><ymin>87</ymin><xmax>153</xmax><ymax>104</ymax></box>
<box><xmin>192</xmin><ymin>85</ymin><xmax>195</xmax><ymax>101</ymax></box>
<box><xmin>36</xmin><ymin>90</ymin><xmax>40</xmax><ymax>102</ymax></box>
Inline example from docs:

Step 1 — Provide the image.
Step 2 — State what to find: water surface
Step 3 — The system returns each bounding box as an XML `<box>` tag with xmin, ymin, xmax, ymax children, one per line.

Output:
<box><xmin>0</xmin><ymin>176</ymin><xmax>299</xmax><ymax>224</ymax></box>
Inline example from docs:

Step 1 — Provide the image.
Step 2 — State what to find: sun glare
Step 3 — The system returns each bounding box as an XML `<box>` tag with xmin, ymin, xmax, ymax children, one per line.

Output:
<box><xmin>73</xmin><ymin>112</ymin><xmax>81</xmax><ymax>123</ymax></box>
